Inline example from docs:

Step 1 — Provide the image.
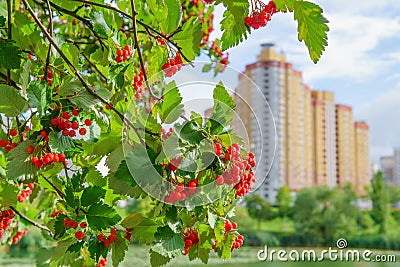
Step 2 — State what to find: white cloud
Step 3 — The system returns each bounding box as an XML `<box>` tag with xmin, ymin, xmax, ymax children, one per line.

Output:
<box><xmin>356</xmin><ymin>86</ymin><xmax>400</xmax><ymax>161</ymax></box>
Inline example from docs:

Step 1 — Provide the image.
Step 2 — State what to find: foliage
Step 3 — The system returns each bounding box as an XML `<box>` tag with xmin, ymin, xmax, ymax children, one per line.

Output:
<box><xmin>275</xmin><ymin>185</ymin><xmax>292</xmax><ymax>218</ymax></box>
<box><xmin>370</xmin><ymin>171</ymin><xmax>391</xmax><ymax>233</ymax></box>
<box><xmin>244</xmin><ymin>193</ymin><xmax>276</xmax><ymax>230</ymax></box>
<box><xmin>0</xmin><ymin>0</ymin><xmax>328</xmax><ymax>266</ymax></box>
<box><xmin>293</xmin><ymin>186</ymin><xmax>358</xmax><ymax>244</ymax></box>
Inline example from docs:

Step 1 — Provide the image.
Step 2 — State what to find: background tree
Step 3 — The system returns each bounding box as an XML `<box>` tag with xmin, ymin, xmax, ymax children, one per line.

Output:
<box><xmin>370</xmin><ymin>171</ymin><xmax>391</xmax><ymax>233</ymax></box>
<box><xmin>245</xmin><ymin>193</ymin><xmax>276</xmax><ymax>230</ymax></box>
<box><xmin>276</xmin><ymin>185</ymin><xmax>292</xmax><ymax>218</ymax></box>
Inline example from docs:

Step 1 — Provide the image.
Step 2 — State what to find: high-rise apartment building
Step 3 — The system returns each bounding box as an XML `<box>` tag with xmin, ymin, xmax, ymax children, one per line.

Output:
<box><xmin>354</xmin><ymin>122</ymin><xmax>371</xmax><ymax>194</ymax></box>
<box><xmin>234</xmin><ymin>44</ymin><xmax>370</xmax><ymax>202</ymax></box>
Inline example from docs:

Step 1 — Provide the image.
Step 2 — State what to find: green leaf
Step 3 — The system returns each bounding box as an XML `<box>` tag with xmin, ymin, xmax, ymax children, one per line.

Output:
<box><xmin>274</xmin><ymin>0</ymin><xmax>295</xmax><ymax>12</ymax></box>
<box><xmin>7</xmin><ymin>140</ymin><xmax>38</xmax><ymax>180</ymax></box>
<box><xmin>150</xmin><ymin>249</ymin><xmax>171</xmax><ymax>267</ymax></box>
<box><xmin>173</xmin><ymin>17</ymin><xmax>202</xmax><ymax>61</ymax></box>
<box><xmin>86</xmin><ymin>203</ymin><xmax>121</xmax><ymax>231</ymax></box>
<box><xmin>81</xmin><ymin>186</ymin><xmax>106</xmax><ymax>207</ymax></box>
<box><xmin>158</xmin><ymin>82</ymin><xmax>183</xmax><ymax>124</ymax></box>
<box><xmin>161</xmin><ymin>0</ymin><xmax>182</xmax><ymax>34</ymax></box>
<box><xmin>0</xmin><ymin>180</ymin><xmax>18</xmax><ymax>206</ymax></box>
<box><xmin>48</xmin><ymin>131</ymin><xmax>75</xmax><ymax>153</ymax></box>
<box><xmin>0</xmin><ymin>40</ymin><xmax>22</xmax><ymax>69</ymax></box>
<box><xmin>27</xmin><ymin>80</ymin><xmax>48</xmax><ymax>117</ymax></box>
<box><xmin>61</xmin><ymin>43</ymin><xmax>80</xmax><ymax>71</ymax></box>
<box><xmin>111</xmin><ymin>231</ymin><xmax>129</xmax><ymax>267</ymax></box>
<box><xmin>0</xmin><ymin>84</ymin><xmax>27</xmax><ymax>117</ymax></box>
<box><xmin>208</xmin><ymin>82</ymin><xmax>236</xmax><ymax>134</ymax></box>
<box><xmin>0</xmin><ymin>15</ymin><xmax>5</xmax><ymax>27</ymax></box>
<box><xmin>220</xmin><ymin>0</ymin><xmax>250</xmax><ymax>50</ymax></box>
<box><xmin>82</xmin><ymin>122</ymin><xmax>101</xmax><ymax>144</ymax></box>
<box><xmin>54</xmin><ymin>214</ymin><xmax>67</xmax><ymax>239</ymax></box>
<box><xmin>152</xmin><ymin>227</ymin><xmax>184</xmax><ymax>258</ymax></box>
<box><xmin>86</xmin><ymin>167</ymin><xmax>107</xmax><ymax>187</ymax></box>
<box><xmin>68</xmin><ymin>86</ymin><xmax>112</xmax><ymax>111</ymax></box>
<box><xmin>19</xmin><ymin>60</ymin><xmax>32</xmax><ymax>92</ymax></box>
<box><xmin>115</xmin><ymin>64</ymin><xmax>129</xmax><ymax>90</ymax></box>
<box><xmin>294</xmin><ymin>1</ymin><xmax>329</xmax><ymax>63</ymax></box>
<box><xmin>58</xmin><ymin>77</ymin><xmax>83</xmax><ymax>97</ymax></box>
<box><xmin>91</xmin><ymin>11</ymin><xmax>111</xmax><ymax>38</ymax></box>
<box><xmin>121</xmin><ymin>213</ymin><xmax>159</xmax><ymax>244</ymax></box>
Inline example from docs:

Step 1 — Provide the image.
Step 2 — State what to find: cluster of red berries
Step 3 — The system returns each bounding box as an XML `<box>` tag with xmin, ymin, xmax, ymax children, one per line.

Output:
<box><xmin>214</xmin><ymin>143</ymin><xmax>257</xmax><ymax>197</ymax></box>
<box><xmin>0</xmin><ymin>126</ymin><xmax>31</xmax><ymax>152</ymax></box>
<box><xmin>0</xmin><ymin>209</ymin><xmax>14</xmax><ymax>238</ymax></box>
<box><xmin>133</xmin><ymin>71</ymin><xmax>146</xmax><ymax>99</ymax></box>
<box><xmin>97</xmin><ymin>258</ymin><xmax>107</xmax><ymax>267</ymax></box>
<box><xmin>31</xmin><ymin>153</ymin><xmax>66</xmax><ymax>168</ymax></box>
<box><xmin>97</xmin><ymin>228</ymin><xmax>118</xmax><ymax>247</ymax></box>
<box><xmin>51</xmin><ymin>110</ymin><xmax>91</xmax><ymax>137</ymax></box>
<box><xmin>245</xmin><ymin>1</ymin><xmax>277</xmax><ymax>29</ymax></box>
<box><xmin>124</xmin><ymin>227</ymin><xmax>133</xmax><ymax>242</ymax></box>
<box><xmin>115</xmin><ymin>45</ymin><xmax>132</xmax><ymax>63</ymax></box>
<box><xmin>161</xmin><ymin>128</ymin><xmax>173</xmax><ymax>140</ymax></box>
<box><xmin>17</xmin><ymin>183</ymin><xmax>35</xmax><ymax>202</ymax></box>
<box><xmin>162</xmin><ymin>52</ymin><xmax>183</xmax><ymax>77</ymax></box>
<box><xmin>210</xmin><ymin>41</ymin><xmax>223</xmax><ymax>57</ymax></box>
<box><xmin>12</xmin><ymin>230</ymin><xmax>28</xmax><ymax>244</ymax></box>
<box><xmin>50</xmin><ymin>210</ymin><xmax>64</xmax><ymax>218</ymax></box>
<box><xmin>224</xmin><ymin>219</ymin><xmax>237</xmax><ymax>233</ymax></box>
<box><xmin>40</xmin><ymin>67</ymin><xmax>54</xmax><ymax>86</ymax></box>
<box><xmin>182</xmin><ymin>228</ymin><xmax>199</xmax><ymax>255</ymax></box>
<box><xmin>164</xmin><ymin>179</ymin><xmax>198</xmax><ymax>203</ymax></box>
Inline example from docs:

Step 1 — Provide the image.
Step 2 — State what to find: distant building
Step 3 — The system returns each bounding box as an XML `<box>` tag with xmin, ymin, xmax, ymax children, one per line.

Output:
<box><xmin>380</xmin><ymin>156</ymin><xmax>394</xmax><ymax>185</ymax></box>
<box><xmin>233</xmin><ymin>44</ymin><xmax>371</xmax><ymax>202</ymax></box>
<box><xmin>394</xmin><ymin>148</ymin><xmax>400</xmax><ymax>186</ymax></box>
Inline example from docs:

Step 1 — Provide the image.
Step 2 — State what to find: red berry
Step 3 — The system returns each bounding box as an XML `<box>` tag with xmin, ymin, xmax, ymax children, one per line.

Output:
<box><xmin>71</xmin><ymin>221</ymin><xmax>78</xmax><ymax>229</ymax></box>
<box><xmin>9</xmin><ymin>129</ymin><xmax>18</xmax><ymax>137</ymax></box>
<box><xmin>79</xmin><ymin>128</ymin><xmax>87</xmax><ymax>135</ymax></box>
<box><xmin>116</xmin><ymin>55</ymin><xmax>123</xmax><ymax>63</ymax></box>
<box><xmin>28</xmin><ymin>183</ymin><xmax>35</xmax><ymax>190</ymax></box>
<box><xmin>62</xmin><ymin>129</ymin><xmax>69</xmax><ymax>136</ymax></box>
<box><xmin>123</xmin><ymin>55</ymin><xmax>129</xmax><ymax>61</ymax></box>
<box><xmin>75</xmin><ymin>231</ymin><xmax>85</xmax><ymax>240</ymax></box>
<box><xmin>80</xmin><ymin>222</ymin><xmax>87</xmax><ymax>229</ymax></box>
<box><xmin>116</xmin><ymin>49</ymin><xmax>123</xmax><ymax>56</ymax></box>
<box><xmin>71</xmin><ymin>121</ymin><xmax>79</xmax><ymax>129</ymax></box>
<box><xmin>98</xmin><ymin>234</ymin><xmax>105</xmax><ymax>242</ymax></box>
<box><xmin>28</xmin><ymin>54</ymin><xmax>34</xmax><ymax>60</ymax></box>
<box><xmin>108</xmin><ymin>235</ymin><xmax>116</xmax><ymax>243</ymax></box>
<box><xmin>216</xmin><ymin>175</ymin><xmax>224</xmax><ymax>185</ymax></box>
<box><xmin>231</xmin><ymin>222</ymin><xmax>237</xmax><ymax>229</ymax></box>
<box><xmin>185</xmin><ymin>239</ymin><xmax>193</xmax><ymax>247</ymax></box>
<box><xmin>111</xmin><ymin>228</ymin><xmax>117</xmax><ymax>235</ymax></box>
<box><xmin>68</xmin><ymin>130</ymin><xmax>76</xmax><ymax>137</ymax></box>
<box><xmin>225</xmin><ymin>222</ymin><xmax>232</xmax><ymax>231</ymax></box>
<box><xmin>27</xmin><ymin>146</ymin><xmax>34</xmax><ymax>154</ymax></box>
<box><xmin>40</xmin><ymin>130</ymin><xmax>47</xmax><ymax>137</ymax></box>
<box><xmin>62</xmin><ymin>112</ymin><xmax>71</xmax><ymax>120</ymax></box>
<box><xmin>103</xmin><ymin>240</ymin><xmax>110</xmax><ymax>247</ymax></box>
<box><xmin>124</xmin><ymin>45</ymin><xmax>131</xmax><ymax>52</ymax></box>
<box><xmin>72</xmin><ymin>109</ymin><xmax>79</xmax><ymax>116</ymax></box>
<box><xmin>58</xmin><ymin>154</ymin><xmax>66</xmax><ymax>161</ymax></box>
<box><xmin>25</xmin><ymin>126</ymin><xmax>30</xmax><ymax>132</ymax></box>
<box><xmin>17</xmin><ymin>196</ymin><xmax>25</xmax><ymax>202</ymax></box>
<box><xmin>84</xmin><ymin>119</ymin><xmax>92</xmax><ymax>126</ymax></box>
<box><xmin>0</xmin><ymin>139</ymin><xmax>7</xmax><ymax>147</ymax></box>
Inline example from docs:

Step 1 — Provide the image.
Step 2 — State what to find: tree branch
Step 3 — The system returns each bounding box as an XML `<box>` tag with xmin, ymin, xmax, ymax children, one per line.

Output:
<box><xmin>41</xmin><ymin>174</ymin><xmax>65</xmax><ymax>199</ymax></box>
<box><xmin>44</xmin><ymin>0</ymin><xmax>53</xmax><ymax>80</ymax></box>
<box><xmin>129</xmin><ymin>0</ymin><xmax>160</xmax><ymax>100</ymax></box>
<box><xmin>10</xmin><ymin>206</ymin><xmax>53</xmax><ymax>237</ymax></box>
<box><xmin>22</xmin><ymin>0</ymin><xmax>149</xmax><ymax>147</ymax></box>
<box><xmin>0</xmin><ymin>72</ymin><xmax>21</xmax><ymax>89</ymax></box>
<box><xmin>6</xmin><ymin>0</ymin><xmax>12</xmax><ymax>86</ymax></box>
<box><xmin>79</xmin><ymin>49</ymin><xmax>107</xmax><ymax>82</ymax></box>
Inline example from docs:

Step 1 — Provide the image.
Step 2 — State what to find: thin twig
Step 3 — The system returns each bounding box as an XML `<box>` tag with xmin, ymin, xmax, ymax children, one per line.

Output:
<box><xmin>0</xmin><ymin>72</ymin><xmax>21</xmax><ymax>89</ymax></box>
<box><xmin>49</xmin><ymin>1</ymin><xmax>106</xmax><ymax>48</ymax></box>
<box><xmin>41</xmin><ymin>174</ymin><xmax>65</xmax><ymax>198</ymax></box>
<box><xmin>10</xmin><ymin>206</ymin><xmax>53</xmax><ymax>236</ymax></box>
<box><xmin>6</xmin><ymin>0</ymin><xmax>12</xmax><ymax>86</ymax></box>
<box><xmin>44</xmin><ymin>0</ymin><xmax>53</xmax><ymax>80</ymax></box>
<box><xmin>130</xmin><ymin>0</ymin><xmax>160</xmax><ymax>100</ymax></box>
<box><xmin>79</xmin><ymin>50</ymin><xmax>107</xmax><ymax>82</ymax></box>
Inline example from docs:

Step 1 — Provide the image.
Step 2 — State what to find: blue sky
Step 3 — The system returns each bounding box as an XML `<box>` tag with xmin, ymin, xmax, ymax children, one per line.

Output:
<box><xmin>206</xmin><ymin>0</ymin><xmax>400</xmax><ymax>163</ymax></box>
